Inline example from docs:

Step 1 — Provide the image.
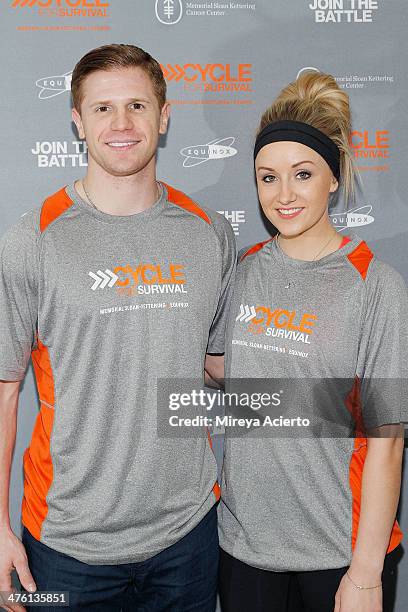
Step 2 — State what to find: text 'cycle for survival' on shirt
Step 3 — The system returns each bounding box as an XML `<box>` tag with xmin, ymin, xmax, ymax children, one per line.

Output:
<box><xmin>0</xmin><ymin>182</ymin><xmax>236</xmax><ymax>565</ymax></box>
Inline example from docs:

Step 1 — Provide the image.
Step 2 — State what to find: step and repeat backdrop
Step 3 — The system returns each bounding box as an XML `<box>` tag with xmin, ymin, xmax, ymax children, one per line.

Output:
<box><xmin>1</xmin><ymin>0</ymin><xmax>407</xmax><ymax>608</ymax></box>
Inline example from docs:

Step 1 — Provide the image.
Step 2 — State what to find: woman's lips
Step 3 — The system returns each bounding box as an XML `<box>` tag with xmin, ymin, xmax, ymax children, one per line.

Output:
<box><xmin>276</xmin><ymin>207</ymin><xmax>304</xmax><ymax>220</ymax></box>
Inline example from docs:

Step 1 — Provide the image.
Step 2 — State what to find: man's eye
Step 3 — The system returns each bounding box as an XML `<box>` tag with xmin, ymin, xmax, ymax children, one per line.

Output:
<box><xmin>296</xmin><ymin>170</ymin><xmax>312</xmax><ymax>180</ymax></box>
<box><xmin>96</xmin><ymin>106</ymin><xmax>109</xmax><ymax>112</ymax></box>
<box><xmin>262</xmin><ymin>175</ymin><xmax>276</xmax><ymax>183</ymax></box>
<box><xmin>131</xmin><ymin>103</ymin><xmax>144</xmax><ymax>110</ymax></box>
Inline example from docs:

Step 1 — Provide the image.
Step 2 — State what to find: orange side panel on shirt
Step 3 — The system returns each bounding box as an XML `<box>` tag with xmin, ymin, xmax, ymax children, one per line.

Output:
<box><xmin>349</xmin><ymin>438</ymin><xmax>403</xmax><ymax>553</ymax></box>
<box><xmin>347</xmin><ymin>241</ymin><xmax>374</xmax><ymax>280</ymax></box>
<box><xmin>23</xmin><ymin>188</ymin><xmax>73</xmax><ymax>539</ymax></box>
<box><xmin>207</xmin><ymin>428</ymin><xmax>221</xmax><ymax>501</ymax></box>
<box><xmin>40</xmin><ymin>186</ymin><xmax>74</xmax><ymax>233</ymax></box>
<box><xmin>162</xmin><ymin>183</ymin><xmax>212</xmax><ymax>225</ymax></box>
<box><xmin>22</xmin><ymin>340</ymin><xmax>55</xmax><ymax>540</ymax></box>
<box><xmin>240</xmin><ymin>237</ymin><xmax>275</xmax><ymax>262</ymax></box>
<box><xmin>346</xmin><ymin>379</ymin><xmax>403</xmax><ymax>553</ymax></box>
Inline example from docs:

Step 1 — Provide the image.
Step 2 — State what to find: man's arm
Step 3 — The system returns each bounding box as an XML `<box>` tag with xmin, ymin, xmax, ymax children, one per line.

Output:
<box><xmin>0</xmin><ymin>380</ymin><xmax>37</xmax><ymax>612</ymax></box>
<box><xmin>204</xmin><ymin>354</ymin><xmax>224</xmax><ymax>389</ymax></box>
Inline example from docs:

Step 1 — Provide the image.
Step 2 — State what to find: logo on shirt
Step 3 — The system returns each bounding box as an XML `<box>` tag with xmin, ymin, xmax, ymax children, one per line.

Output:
<box><xmin>236</xmin><ymin>303</ymin><xmax>317</xmax><ymax>345</ymax></box>
<box><xmin>180</xmin><ymin>137</ymin><xmax>237</xmax><ymax>167</ymax></box>
<box><xmin>89</xmin><ymin>263</ymin><xmax>188</xmax><ymax>297</ymax></box>
<box><xmin>155</xmin><ymin>0</ymin><xmax>183</xmax><ymax>25</ymax></box>
<box><xmin>89</xmin><ymin>269</ymin><xmax>118</xmax><ymax>291</ymax></box>
<box><xmin>236</xmin><ymin>305</ymin><xmax>256</xmax><ymax>323</ymax></box>
<box><xmin>329</xmin><ymin>205</ymin><xmax>375</xmax><ymax>231</ymax></box>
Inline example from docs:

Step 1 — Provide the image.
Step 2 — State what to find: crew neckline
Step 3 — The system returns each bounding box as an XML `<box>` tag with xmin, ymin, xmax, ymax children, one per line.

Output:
<box><xmin>65</xmin><ymin>181</ymin><xmax>168</xmax><ymax>225</ymax></box>
<box><xmin>271</xmin><ymin>232</ymin><xmax>361</xmax><ymax>270</ymax></box>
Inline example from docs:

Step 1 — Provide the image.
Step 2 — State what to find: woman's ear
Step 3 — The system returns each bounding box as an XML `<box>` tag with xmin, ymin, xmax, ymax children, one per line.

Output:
<box><xmin>329</xmin><ymin>176</ymin><xmax>339</xmax><ymax>193</ymax></box>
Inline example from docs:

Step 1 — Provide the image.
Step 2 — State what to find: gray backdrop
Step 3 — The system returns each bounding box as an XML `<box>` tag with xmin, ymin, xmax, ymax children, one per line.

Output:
<box><xmin>2</xmin><ymin>0</ymin><xmax>408</xmax><ymax>609</ymax></box>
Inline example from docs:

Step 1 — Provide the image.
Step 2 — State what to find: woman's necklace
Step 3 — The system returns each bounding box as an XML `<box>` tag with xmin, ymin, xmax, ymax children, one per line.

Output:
<box><xmin>277</xmin><ymin>232</ymin><xmax>338</xmax><ymax>290</ymax></box>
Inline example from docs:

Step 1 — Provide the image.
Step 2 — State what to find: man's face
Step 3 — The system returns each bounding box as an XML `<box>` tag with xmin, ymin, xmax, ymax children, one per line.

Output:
<box><xmin>72</xmin><ymin>67</ymin><xmax>169</xmax><ymax>178</ymax></box>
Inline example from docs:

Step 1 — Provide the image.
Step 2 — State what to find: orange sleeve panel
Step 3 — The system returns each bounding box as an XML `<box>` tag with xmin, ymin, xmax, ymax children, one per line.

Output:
<box><xmin>40</xmin><ymin>186</ymin><xmax>74</xmax><ymax>233</ymax></box>
<box><xmin>162</xmin><ymin>183</ymin><xmax>212</xmax><ymax>225</ymax></box>
<box><xmin>347</xmin><ymin>241</ymin><xmax>374</xmax><ymax>280</ymax></box>
<box><xmin>239</xmin><ymin>237</ymin><xmax>274</xmax><ymax>262</ymax></box>
<box><xmin>340</xmin><ymin>235</ymin><xmax>352</xmax><ymax>248</ymax></box>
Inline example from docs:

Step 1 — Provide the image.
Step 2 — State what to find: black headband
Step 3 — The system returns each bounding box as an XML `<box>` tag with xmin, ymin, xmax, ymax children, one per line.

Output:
<box><xmin>254</xmin><ymin>120</ymin><xmax>341</xmax><ymax>180</ymax></box>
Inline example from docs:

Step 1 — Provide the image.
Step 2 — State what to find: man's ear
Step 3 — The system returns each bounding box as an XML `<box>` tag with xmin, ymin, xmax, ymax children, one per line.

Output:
<box><xmin>159</xmin><ymin>102</ymin><xmax>171</xmax><ymax>135</ymax></box>
<box><xmin>72</xmin><ymin>108</ymin><xmax>85</xmax><ymax>140</ymax></box>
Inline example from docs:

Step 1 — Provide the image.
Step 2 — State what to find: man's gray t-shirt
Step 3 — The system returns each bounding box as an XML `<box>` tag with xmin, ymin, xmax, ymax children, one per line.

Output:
<box><xmin>219</xmin><ymin>234</ymin><xmax>407</xmax><ymax>572</ymax></box>
<box><xmin>0</xmin><ymin>182</ymin><xmax>236</xmax><ymax>564</ymax></box>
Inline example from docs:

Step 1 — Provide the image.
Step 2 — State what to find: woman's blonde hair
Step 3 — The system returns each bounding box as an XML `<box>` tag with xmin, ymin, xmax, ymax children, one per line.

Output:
<box><xmin>257</xmin><ymin>71</ymin><xmax>356</xmax><ymax>204</ymax></box>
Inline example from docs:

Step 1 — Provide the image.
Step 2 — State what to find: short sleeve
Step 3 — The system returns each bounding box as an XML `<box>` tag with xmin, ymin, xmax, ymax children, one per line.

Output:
<box><xmin>206</xmin><ymin>213</ymin><xmax>237</xmax><ymax>354</ymax></box>
<box><xmin>357</xmin><ymin>259</ymin><xmax>408</xmax><ymax>428</ymax></box>
<box><xmin>0</xmin><ymin>211</ymin><xmax>40</xmax><ymax>381</ymax></box>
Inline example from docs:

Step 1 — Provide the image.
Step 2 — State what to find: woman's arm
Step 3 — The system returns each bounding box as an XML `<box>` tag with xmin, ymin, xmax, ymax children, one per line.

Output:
<box><xmin>335</xmin><ymin>425</ymin><xmax>404</xmax><ymax>612</ymax></box>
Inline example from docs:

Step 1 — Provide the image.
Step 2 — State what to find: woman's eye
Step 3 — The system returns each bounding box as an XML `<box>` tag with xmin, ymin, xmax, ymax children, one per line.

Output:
<box><xmin>296</xmin><ymin>170</ymin><xmax>312</xmax><ymax>180</ymax></box>
<box><xmin>262</xmin><ymin>175</ymin><xmax>276</xmax><ymax>183</ymax></box>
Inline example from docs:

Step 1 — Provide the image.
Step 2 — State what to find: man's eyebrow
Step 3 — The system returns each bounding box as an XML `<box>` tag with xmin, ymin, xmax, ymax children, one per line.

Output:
<box><xmin>89</xmin><ymin>98</ymin><xmax>152</xmax><ymax>107</ymax></box>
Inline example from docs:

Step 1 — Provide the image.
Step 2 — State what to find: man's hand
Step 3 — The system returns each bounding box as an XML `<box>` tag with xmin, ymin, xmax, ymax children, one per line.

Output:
<box><xmin>0</xmin><ymin>525</ymin><xmax>36</xmax><ymax>612</ymax></box>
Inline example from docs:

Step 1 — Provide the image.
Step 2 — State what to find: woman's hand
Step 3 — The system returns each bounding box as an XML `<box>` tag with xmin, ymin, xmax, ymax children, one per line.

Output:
<box><xmin>334</xmin><ymin>572</ymin><xmax>382</xmax><ymax>612</ymax></box>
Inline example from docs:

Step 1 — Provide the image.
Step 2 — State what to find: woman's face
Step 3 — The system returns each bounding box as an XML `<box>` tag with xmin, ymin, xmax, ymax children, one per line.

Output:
<box><xmin>255</xmin><ymin>141</ymin><xmax>338</xmax><ymax>238</ymax></box>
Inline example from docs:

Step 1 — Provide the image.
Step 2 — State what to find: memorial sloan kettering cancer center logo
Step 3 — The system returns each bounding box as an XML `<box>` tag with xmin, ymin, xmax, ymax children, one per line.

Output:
<box><xmin>180</xmin><ymin>137</ymin><xmax>237</xmax><ymax>167</ymax></box>
<box><xmin>155</xmin><ymin>0</ymin><xmax>183</xmax><ymax>24</ymax></box>
<box><xmin>155</xmin><ymin>0</ymin><xmax>256</xmax><ymax>24</ymax></box>
<box><xmin>297</xmin><ymin>66</ymin><xmax>394</xmax><ymax>92</ymax></box>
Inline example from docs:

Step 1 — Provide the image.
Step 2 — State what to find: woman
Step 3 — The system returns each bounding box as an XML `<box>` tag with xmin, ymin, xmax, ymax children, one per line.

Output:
<box><xmin>207</xmin><ymin>72</ymin><xmax>407</xmax><ymax>612</ymax></box>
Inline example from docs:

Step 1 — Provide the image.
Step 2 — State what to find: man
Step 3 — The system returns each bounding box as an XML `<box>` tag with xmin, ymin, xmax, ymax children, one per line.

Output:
<box><xmin>0</xmin><ymin>44</ymin><xmax>236</xmax><ymax>611</ymax></box>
